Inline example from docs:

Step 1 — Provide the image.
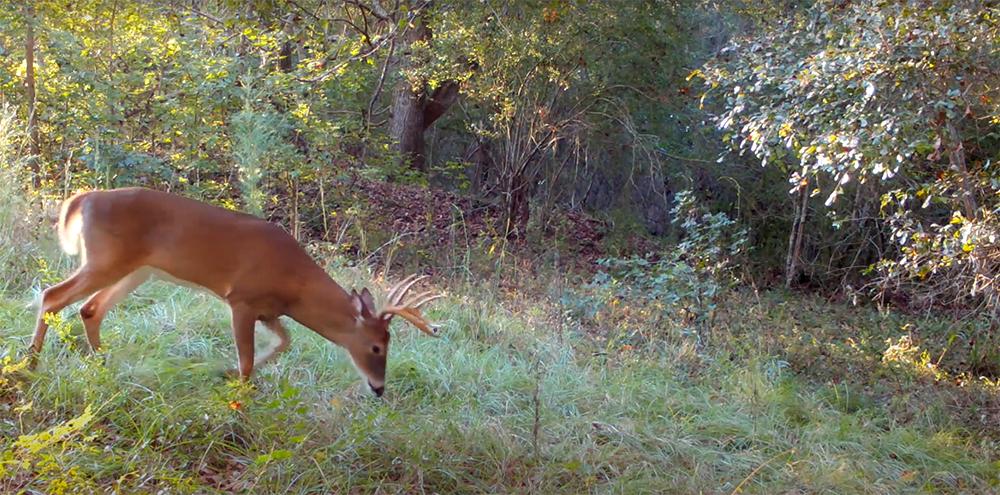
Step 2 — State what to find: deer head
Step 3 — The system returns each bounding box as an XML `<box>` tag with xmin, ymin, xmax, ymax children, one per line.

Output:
<box><xmin>347</xmin><ymin>274</ymin><xmax>443</xmax><ymax>396</ymax></box>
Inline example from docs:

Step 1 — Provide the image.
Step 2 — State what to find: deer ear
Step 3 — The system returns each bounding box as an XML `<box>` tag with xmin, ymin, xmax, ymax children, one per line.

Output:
<box><xmin>349</xmin><ymin>288</ymin><xmax>376</xmax><ymax>318</ymax></box>
<box><xmin>360</xmin><ymin>288</ymin><xmax>376</xmax><ymax>313</ymax></box>
<box><xmin>351</xmin><ymin>289</ymin><xmax>375</xmax><ymax>318</ymax></box>
<box><xmin>350</xmin><ymin>290</ymin><xmax>364</xmax><ymax>315</ymax></box>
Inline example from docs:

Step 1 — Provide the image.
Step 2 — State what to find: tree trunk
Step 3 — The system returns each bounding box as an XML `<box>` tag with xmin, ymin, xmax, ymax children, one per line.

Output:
<box><xmin>504</xmin><ymin>171</ymin><xmax>530</xmax><ymax>239</ymax></box>
<box><xmin>947</xmin><ymin>121</ymin><xmax>996</xmax><ymax>315</ymax></box>
<box><xmin>390</xmin><ymin>78</ymin><xmax>428</xmax><ymax>171</ymax></box>
<box><xmin>785</xmin><ymin>182</ymin><xmax>809</xmax><ymax>288</ymax></box>
<box><xmin>946</xmin><ymin>121</ymin><xmax>979</xmax><ymax>220</ymax></box>
<box><xmin>25</xmin><ymin>2</ymin><xmax>39</xmax><ymax>187</ymax></box>
<box><xmin>387</xmin><ymin>4</ymin><xmax>459</xmax><ymax>173</ymax></box>
<box><xmin>388</xmin><ymin>11</ymin><xmax>430</xmax><ymax>172</ymax></box>
<box><xmin>466</xmin><ymin>139</ymin><xmax>493</xmax><ymax>196</ymax></box>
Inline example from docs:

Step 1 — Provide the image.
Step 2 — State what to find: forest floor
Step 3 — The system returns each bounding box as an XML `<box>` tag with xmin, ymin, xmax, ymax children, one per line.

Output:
<box><xmin>2</xmin><ymin>238</ymin><xmax>999</xmax><ymax>493</ymax></box>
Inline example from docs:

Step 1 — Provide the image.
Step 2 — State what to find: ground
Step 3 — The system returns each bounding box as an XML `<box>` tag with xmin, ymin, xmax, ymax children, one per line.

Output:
<box><xmin>1</xmin><ymin>253</ymin><xmax>998</xmax><ymax>493</ymax></box>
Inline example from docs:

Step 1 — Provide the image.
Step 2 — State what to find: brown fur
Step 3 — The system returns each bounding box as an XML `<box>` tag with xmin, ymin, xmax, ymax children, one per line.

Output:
<box><xmin>30</xmin><ymin>187</ymin><xmax>413</xmax><ymax>393</ymax></box>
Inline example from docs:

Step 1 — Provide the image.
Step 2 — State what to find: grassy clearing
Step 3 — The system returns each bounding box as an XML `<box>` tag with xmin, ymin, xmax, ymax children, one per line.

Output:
<box><xmin>1</xmin><ymin>246</ymin><xmax>998</xmax><ymax>493</ymax></box>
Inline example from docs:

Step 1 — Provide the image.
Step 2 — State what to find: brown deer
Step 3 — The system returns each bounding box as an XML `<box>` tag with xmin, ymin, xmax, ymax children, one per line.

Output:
<box><xmin>30</xmin><ymin>187</ymin><xmax>442</xmax><ymax>396</ymax></box>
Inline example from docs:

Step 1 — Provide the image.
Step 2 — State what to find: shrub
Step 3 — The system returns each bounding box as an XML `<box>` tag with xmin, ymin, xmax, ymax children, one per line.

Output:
<box><xmin>0</xmin><ymin>104</ymin><xmax>46</xmax><ymax>294</ymax></box>
<box><xmin>582</xmin><ymin>190</ymin><xmax>748</xmax><ymax>347</ymax></box>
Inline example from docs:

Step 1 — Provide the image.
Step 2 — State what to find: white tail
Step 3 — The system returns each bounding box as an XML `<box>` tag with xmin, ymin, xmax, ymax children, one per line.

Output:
<box><xmin>30</xmin><ymin>187</ymin><xmax>442</xmax><ymax>396</ymax></box>
<box><xmin>57</xmin><ymin>193</ymin><xmax>84</xmax><ymax>256</ymax></box>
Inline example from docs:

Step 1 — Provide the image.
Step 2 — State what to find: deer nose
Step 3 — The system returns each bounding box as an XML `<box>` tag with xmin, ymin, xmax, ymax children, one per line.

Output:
<box><xmin>368</xmin><ymin>381</ymin><xmax>384</xmax><ymax>397</ymax></box>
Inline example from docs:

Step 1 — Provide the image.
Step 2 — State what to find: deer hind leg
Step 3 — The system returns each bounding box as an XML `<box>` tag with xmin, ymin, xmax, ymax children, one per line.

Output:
<box><xmin>80</xmin><ymin>268</ymin><xmax>151</xmax><ymax>352</ymax></box>
<box><xmin>31</xmin><ymin>265</ymin><xmax>131</xmax><ymax>355</ymax></box>
<box><xmin>254</xmin><ymin>318</ymin><xmax>291</xmax><ymax>368</ymax></box>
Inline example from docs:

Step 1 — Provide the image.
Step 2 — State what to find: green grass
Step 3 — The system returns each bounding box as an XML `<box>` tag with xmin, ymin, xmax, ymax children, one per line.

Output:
<box><xmin>1</xmin><ymin>256</ymin><xmax>999</xmax><ymax>493</ymax></box>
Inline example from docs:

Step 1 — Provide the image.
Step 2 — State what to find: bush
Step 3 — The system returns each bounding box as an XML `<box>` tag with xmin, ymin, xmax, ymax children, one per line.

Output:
<box><xmin>699</xmin><ymin>0</ymin><xmax>1000</xmax><ymax>316</ymax></box>
<box><xmin>580</xmin><ymin>191</ymin><xmax>748</xmax><ymax>347</ymax></box>
<box><xmin>0</xmin><ymin>105</ymin><xmax>46</xmax><ymax>294</ymax></box>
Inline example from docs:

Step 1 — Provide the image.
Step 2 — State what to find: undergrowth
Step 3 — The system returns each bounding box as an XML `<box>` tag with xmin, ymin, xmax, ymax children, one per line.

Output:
<box><xmin>0</xmin><ymin>117</ymin><xmax>997</xmax><ymax>492</ymax></box>
<box><xmin>1</xmin><ymin>257</ymin><xmax>998</xmax><ymax>493</ymax></box>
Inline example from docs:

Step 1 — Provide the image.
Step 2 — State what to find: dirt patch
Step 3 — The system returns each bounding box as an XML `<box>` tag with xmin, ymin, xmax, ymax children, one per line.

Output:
<box><xmin>282</xmin><ymin>178</ymin><xmax>658</xmax><ymax>268</ymax></box>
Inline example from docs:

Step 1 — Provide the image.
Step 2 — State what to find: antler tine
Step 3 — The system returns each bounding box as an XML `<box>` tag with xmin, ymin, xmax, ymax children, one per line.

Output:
<box><xmin>388</xmin><ymin>274</ymin><xmax>428</xmax><ymax>306</ymax></box>
<box><xmin>379</xmin><ymin>275</ymin><xmax>443</xmax><ymax>337</ymax></box>
<box><xmin>402</xmin><ymin>291</ymin><xmax>444</xmax><ymax>309</ymax></box>
<box><xmin>384</xmin><ymin>273</ymin><xmax>419</xmax><ymax>306</ymax></box>
<box><xmin>385</xmin><ymin>273</ymin><xmax>416</xmax><ymax>300</ymax></box>
<box><xmin>381</xmin><ymin>307</ymin><xmax>441</xmax><ymax>337</ymax></box>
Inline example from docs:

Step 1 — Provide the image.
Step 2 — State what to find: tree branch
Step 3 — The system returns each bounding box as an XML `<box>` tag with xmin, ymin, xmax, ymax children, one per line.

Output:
<box><xmin>366</xmin><ymin>36</ymin><xmax>396</xmax><ymax>129</ymax></box>
<box><xmin>422</xmin><ymin>81</ymin><xmax>460</xmax><ymax>130</ymax></box>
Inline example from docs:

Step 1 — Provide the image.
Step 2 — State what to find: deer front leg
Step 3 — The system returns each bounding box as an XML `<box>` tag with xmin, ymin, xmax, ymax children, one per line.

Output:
<box><xmin>229</xmin><ymin>304</ymin><xmax>257</xmax><ymax>380</ymax></box>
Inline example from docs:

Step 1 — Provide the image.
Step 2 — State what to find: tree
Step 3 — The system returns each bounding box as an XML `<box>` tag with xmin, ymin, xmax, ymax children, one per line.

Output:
<box><xmin>388</xmin><ymin>2</ymin><xmax>459</xmax><ymax>172</ymax></box>
<box><xmin>422</xmin><ymin>0</ymin><xmax>700</xmax><ymax>238</ymax></box>
<box><xmin>701</xmin><ymin>0</ymin><xmax>1000</xmax><ymax>313</ymax></box>
<box><xmin>24</xmin><ymin>1</ymin><xmax>38</xmax><ymax>187</ymax></box>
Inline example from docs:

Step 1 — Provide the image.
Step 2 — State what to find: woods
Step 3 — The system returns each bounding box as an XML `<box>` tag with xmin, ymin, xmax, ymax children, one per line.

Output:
<box><xmin>0</xmin><ymin>0</ymin><xmax>709</xmax><ymax>239</ymax></box>
<box><xmin>1</xmin><ymin>0</ymin><xmax>1000</xmax><ymax>493</ymax></box>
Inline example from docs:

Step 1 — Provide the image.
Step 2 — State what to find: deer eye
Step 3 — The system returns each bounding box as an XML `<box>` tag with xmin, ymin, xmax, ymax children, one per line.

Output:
<box><xmin>372</xmin><ymin>345</ymin><xmax>382</xmax><ymax>355</ymax></box>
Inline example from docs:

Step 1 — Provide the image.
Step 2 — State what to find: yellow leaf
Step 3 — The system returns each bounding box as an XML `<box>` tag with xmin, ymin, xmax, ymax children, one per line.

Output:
<box><xmin>778</xmin><ymin>122</ymin><xmax>794</xmax><ymax>138</ymax></box>
<box><xmin>14</xmin><ymin>401</ymin><xmax>33</xmax><ymax>414</ymax></box>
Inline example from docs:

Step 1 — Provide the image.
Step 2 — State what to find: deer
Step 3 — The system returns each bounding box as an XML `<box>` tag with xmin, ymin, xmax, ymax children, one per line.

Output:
<box><xmin>29</xmin><ymin>187</ymin><xmax>442</xmax><ymax>397</ymax></box>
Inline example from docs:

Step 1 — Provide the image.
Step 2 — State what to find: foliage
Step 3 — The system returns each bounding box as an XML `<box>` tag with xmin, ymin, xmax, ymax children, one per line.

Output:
<box><xmin>0</xmin><ymin>104</ymin><xmax>50</xmax><ymax>294</ymax></box>
<box><xmin>583</xmin><ymin>191</ymin><xmax>748</xmax><ymax>347</ymax></box>
<box><xmin>421</xmin><ymin>0</ymin><xmax>708</xmax><ymax>234</ymax></box>
<box><xmin>700</xmin><ymin>0</ymin><xmax>1000</xmax><ymax>313</ymax></box>
<box><xmin>0</xmin><ymin>404</ymin><xmax>99</xmax><ymax>494</ymax></box>
<box><xmin>0</xmin><ymin>0</ymin><xmax>380</xmax><ymax>206</ymax></box>
<box><xmin>231</xmin><ymin>75</ymin><xmax>294</xmax><ymax>216</ymax></box>
<box><xmin>1</xmin><ymin>239</ymin><xmax>998</xmax><ymax>492</ymax></box>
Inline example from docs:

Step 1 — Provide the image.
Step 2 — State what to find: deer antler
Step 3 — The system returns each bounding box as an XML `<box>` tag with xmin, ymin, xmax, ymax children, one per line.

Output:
<box><xmin>386</xmin><ymin>274</ymin><xmax>427</xmax><ymax>305</ymax></box>
<box><xmin>380</xmin><ymin>274</ymin><xmax>443</xmax><ymax>336</ymax></box>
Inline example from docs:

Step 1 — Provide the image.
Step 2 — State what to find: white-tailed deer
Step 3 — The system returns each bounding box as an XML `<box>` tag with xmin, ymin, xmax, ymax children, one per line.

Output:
<box><xmin>30</xmin><ymin>187</ymin><xmax>442</xmax><ymax>396</ymax></box>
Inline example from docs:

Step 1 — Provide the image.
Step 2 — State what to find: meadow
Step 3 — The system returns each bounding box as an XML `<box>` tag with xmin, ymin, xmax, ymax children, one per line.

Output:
<box><xmin>1</xmin><ymin>216</ymin><xmax>998</xmax><ymax>493</ymax></box>
<box><xmin>2</xmin><ymin>2</ymin><xmax>999</xmax><ymax>491</ymax></box>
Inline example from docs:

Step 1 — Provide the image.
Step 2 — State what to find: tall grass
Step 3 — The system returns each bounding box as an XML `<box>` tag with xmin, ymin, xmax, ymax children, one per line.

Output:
<box><xmin>0</xmin><ymin>104</ymin><xmax>48</xmax><ymax>294</ymax></box>
<box><xmin>0</xmin><ymin>146</ymin><xmax>996</xmax><ymax>491</ymax></box>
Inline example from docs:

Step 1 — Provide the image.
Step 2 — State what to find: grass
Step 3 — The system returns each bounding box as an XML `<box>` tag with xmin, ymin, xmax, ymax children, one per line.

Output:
<box><xmin>1</xmin><ymin>246</ymin><xmax>999</xmax><ymax>493</ymax></box>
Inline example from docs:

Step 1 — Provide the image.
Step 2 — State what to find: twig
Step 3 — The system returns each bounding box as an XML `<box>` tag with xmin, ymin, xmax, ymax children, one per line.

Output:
<box><xmin>174</xmin><ymin>5</ymin><xmax>224</xmax><ymax>25</ymax></box>
<box><xmin>655</xmin><ymin>146</ymin><xmax>718</xmax><ymax>164</ymax></box>
<box><xmin>301</xmin><ymin>0</ymin><xmax>430</xmax><ymax>83</ymax></box>
<box><xmin>297</xmin><ymin>27</ymin><xmax>399</xmax><ymax>83</ymax></box>
<box><xmin>730</xmin><ymin>448</ymin><xmax>793</xmax><ymax>495</ymax></box>
<box><xmin>531</xmin><ymin>361</ymin><xmax>541</xmax><ymax>461</ymax></box>
<box><xmin>366</xmin><ymin>37</ymin><xmax>396</xmax><ymax>130</ymax></box>
<box><xmin>286</xmin><ymin>0</ymin><xmax>321</xmax><ymax>21</ymax></box>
